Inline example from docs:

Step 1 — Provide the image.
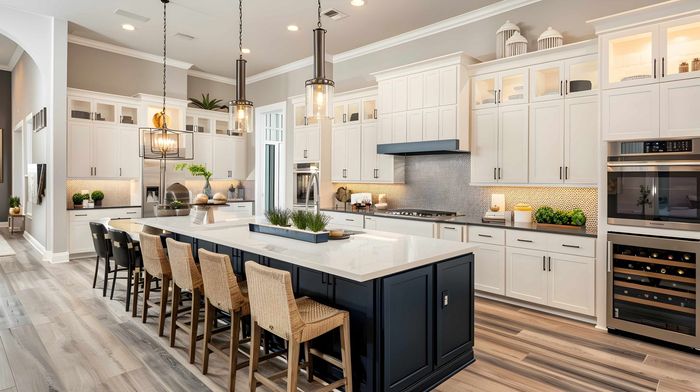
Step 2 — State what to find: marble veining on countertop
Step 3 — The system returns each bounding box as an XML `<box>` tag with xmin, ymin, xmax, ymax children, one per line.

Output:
<box><xmin>321</xmin><ymin>208</ymin><xmax>597</xmax><ymax>238</ymax></box>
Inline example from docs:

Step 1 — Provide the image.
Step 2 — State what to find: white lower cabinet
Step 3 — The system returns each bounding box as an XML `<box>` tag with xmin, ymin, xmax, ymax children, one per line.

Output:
<box><xmin>474</xmin><ymin>244</ymin><xmax>506</xmax><ymax>295</ymax></box>
<box><xmin>69</xmin><ymin>208</ymin><xmax>142</xmax><ymax>254</ymax></box>
<box><xmin>438</xmin><ymin>223</ymin><xmax>465</xmax><ymax>241</ymax></box>
<box><xmin>325</xmin><ymin>211</ymin><xmax>364</xmax><ymax>230</ymax></box>
<box><xmin>364</xmin><ymin>216</ymin><xmax>435</xmax><ymax>238</ymax></box>
<box><xmin>215</xmin><ymin>202</ymin><xmax>254</xmax><ymax>219</ymax></box>
<box><xmin>506</xmin><ymin>247</ymin><xmax>549</xmax><ymax>305</ymax></box>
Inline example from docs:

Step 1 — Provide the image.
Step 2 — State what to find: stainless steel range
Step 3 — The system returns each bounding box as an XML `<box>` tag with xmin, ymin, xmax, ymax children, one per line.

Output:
<box><xmin>379</xmin><ymin>209</ymin><xmax>461</xmax><ymax>218</ymax></box>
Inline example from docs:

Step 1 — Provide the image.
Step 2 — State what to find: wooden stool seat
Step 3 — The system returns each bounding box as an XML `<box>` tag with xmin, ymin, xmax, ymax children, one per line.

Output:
<box><xmin>245</xmin><ymin>262</ymin><xmax>353</xmax><ymax>392</ymax></box>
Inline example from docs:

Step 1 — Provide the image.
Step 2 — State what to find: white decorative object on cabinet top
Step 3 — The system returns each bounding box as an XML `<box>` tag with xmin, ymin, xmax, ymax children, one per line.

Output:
<box><xmin>496</xmin><ymin>20</ymin><xmax>520</xmax><ymax>59</ymax></box>
<box><xmin>537</xmin><ymin>27</ymin><xmax>563</xmax><ymax>51</ymax></box>
<box><xmin>505</xmin><ymin>31</ymin><xmax>528</xmax><ymax>58</ymax></box>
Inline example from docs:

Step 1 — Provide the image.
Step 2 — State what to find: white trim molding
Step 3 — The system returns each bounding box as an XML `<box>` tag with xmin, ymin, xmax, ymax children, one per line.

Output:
<box><xmin>68</xmin><ymin>34</ymin><xmax>193</xmax><ymax>70</ymax></box>
<box><xmin>23</xmin><ymin>231</ymin><xmax>70</xmax><ymax>263</ymax></box>
<box><xmin>0</xmin><ymin>45</ymin><xmax>24</xmax><ymax>71</ymax></box>
<box><xmin>188</xmin><ymin>69</ymin><xmax>236</xmax><ymax>86</ymax></box>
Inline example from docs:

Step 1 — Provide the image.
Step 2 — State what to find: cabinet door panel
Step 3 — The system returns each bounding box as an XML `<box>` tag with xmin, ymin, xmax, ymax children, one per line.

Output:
<box><xmin>119</xmin><ymin>128</ymin><xmax>141</xmax><ymax>178</ymax></box>
<box><xmin>436</xmin><ymin>255</ymin><xmax>473</xmax><ymax>367</ymax></box>
<box><xmin>232</xmin><ymin>137</ymin><xmax>247</xmax><ymax>179</ymax></box>
<box><xmin>407</xmin><ymin>74</ymin><xmax>423</xmax><ymax>110</ymax></box>
<box><xmin>660</xmin><ymin>78</ymin><xmax>700</xmax><ymax>138</ymax></box>
<box><xmin>293</xmin><ymin>128</ymin><xmax>307</xmax><ymax>162</ymax></box>
<box><xmin>506</xmin><ymin>247</ymin><xmax>548</xmax><ymax>305</ymax></box>
<box><xmin>474</xmin><ymin>243</ymin><xmax>506</xmax><ymax>295</ymax></box>
<box><xmin>306</xmin><ymin>127</ymin><xmax>321</xmax><ymax>161</ymax></box>
<box><xmin>602</xmin><ymin>84</ymin><xmax>660</xmax><ymax>141</ymax></box>
<box><xmin>470</xmin><ymin>108</ymin><xmax>499</xmax><ymax>184</ymax></box>
<box><xmin>423</xmin><ymin>70</ymin><xmax>440</xmax><ymax>108</ymax></box>
<box><xmin>296</xmin><ymin>267</ymin><xmax>330</xmax><ymax>302</ymax></box>
<box><xmin>439</xmin><ymin>106</ymin><xmax>457</xmax><ymax>140</ymax></box>
<box><xmin>548</xmin><ymin>253</ymin><xmax>595</xmax><ymax>315</ymax></box>
<box><xmin>332</xmin><ymin>127</ymin><xmax>347</xmax><ymax>181</ymax></box>
<box><xmin>379</xmin><ymin>117</ymin><xmax>393</xmax><ymax>144</ymax></box>
<box><xmin>391</xmin><ymin>112</ymin><xmax>407</xmax><ymax>143</ymax></box>
<box><xmin>601</xmin><ymin>25</ymin><xmax>658</xmax><ymax>90</ymax></box>
<box><xmin>68</xmin><ymin>122</ymin><xmax>93</xmax><ymax>178</ymax></box>
<box><xmin>422</xmin><ymin>108</ymin><xmax>439</xmax><ymax>141</ymax></box>
<box><xmin>406</xmin><ymin>110</ymin><xmax>423</xmax><ymax>142</ymax></box>
<box><xmin>346</xmin><ymin>125</ymin><xmax>362</xmax><ymax>181</ymax></box>
<box><xmin>69</xmin><ymin>220</ymin><xmax>93</xmax><ymax>253</ymax></box>
<box><xmin>194</xmin><ymin>134</ymin><xmax>213</xmax><ymax>169</ymax></box>
<box><xmin>439</xmin><ymin>66</ymin><xmax>458</xmax><ymax>105</ymax></box>
<box><xmin>379</xmin><ymin>80</ymin><xmax>393</xmax><ymax>115</ymax></box>
<box><xmin>373</xmin><ymin>216</ymin><xmax>435</xmax><ymax>238</ymax></box>
<box><xmin>382</xmin><ymin>266</ymin><xmax>433</xmax><ymax>392</ymax></box>
<box><xmin>361</xmin><ymin>123</ymin><xmax>378</xmax><ymax>181</ymax></box>
<box><xmin>529</xmin><ymin>101</ymin><xmax>564</xmax><ymax>183</ymax></box>
<box><xmin>92</xmin><ymin>124</ymin><xmax>120</xmax><ymax>178</ymax></box>
<box><xmin>439</xmin><ymin>224</ymin><xmax>463</xmax><ymax>242</ymax></box>
<box><xmin>499</xmin><ymin>104</ymin><xmax>529</xmax><ymax>184</ymax></box>
<box><xmin>392</xmin><ymin>77</ymin><xmax>408</xmax><ymax>112</ymax></box>
<box><xmin>565</xmin><ymin>96</ymin><xmax>598</xmax><ymax>184</ymax></box>
<box><xmin>377</xmin><ymin>154</ymin><xmax>399</xmax><ymax>183</ymax></box>
<box><xmin>213</xmin><ymin>136</ymin><xmax>235</xmax><ymax>179</ymax></box>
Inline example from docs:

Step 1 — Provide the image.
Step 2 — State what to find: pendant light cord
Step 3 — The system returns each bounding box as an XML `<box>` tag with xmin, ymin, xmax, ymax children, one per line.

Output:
<box><xmin>239</xmin><ymin>0</ymin><xmax>243</xmax><ymax>59</ymax></box>
<box><xmin>162</xmin><ymin>0</ymin><xmax>167</xmax><ymax>120</ymax></box>
<box><xmin>317</xmin><ymin>0</ymin><xmax>322</xmax><ymax>28</ymax></box>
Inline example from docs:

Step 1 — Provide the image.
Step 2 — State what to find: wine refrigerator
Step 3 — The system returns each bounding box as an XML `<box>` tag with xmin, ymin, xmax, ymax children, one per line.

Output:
<box><xmin>607</xmin><ymin>232</ymin><xmax>699</xmax><ymax>349</ymax></box>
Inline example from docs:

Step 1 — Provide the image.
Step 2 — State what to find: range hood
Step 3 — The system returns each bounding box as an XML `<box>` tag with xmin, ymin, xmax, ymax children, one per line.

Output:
<box><xmin>377</xmin><ymin>139</ymin><xmax>468</xmax><ymax>155</ymax></box>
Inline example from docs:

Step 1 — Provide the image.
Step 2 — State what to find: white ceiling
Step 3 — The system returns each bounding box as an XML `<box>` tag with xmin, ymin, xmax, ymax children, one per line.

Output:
<box><xmin>0</xmin><ymin>0</ymin><xmax>500</xmax><ymax>76</ymax></box>
<box><xmin>0</xmin><ymin>33</ymin><xmax>18</xmax><ymax>69</ymax></box>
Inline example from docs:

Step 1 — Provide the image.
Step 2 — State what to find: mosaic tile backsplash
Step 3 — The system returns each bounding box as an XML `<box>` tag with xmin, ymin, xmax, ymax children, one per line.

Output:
<box><xmin>335</xmin><ymin>154</ymin><xmax>599</xmax><ymax>231</ymax></box>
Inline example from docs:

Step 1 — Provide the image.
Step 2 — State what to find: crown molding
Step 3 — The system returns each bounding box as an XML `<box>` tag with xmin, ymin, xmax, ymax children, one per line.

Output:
<box><xmin>247</xmin><ymin>52</ymin><xmax>333</xmax><ymax>84</ymax></box>
<box><xmin>68</xmin><ymin>34</ymin><xmax>193</xmax><ymax>70</ymax></box>
<box><xmin>332</xmin><ymin>0</ymin><xmax>543</xmax><ymax>63</ymax></box>
<box><xmin>187</xmin><ymin>69</ymin><xmax>236</xmax><ymax>85</ymax></box>
<box><xmin>8</xmin><ymin>45</ymin><xmax>23</xmax><ymax>70</ymax></box>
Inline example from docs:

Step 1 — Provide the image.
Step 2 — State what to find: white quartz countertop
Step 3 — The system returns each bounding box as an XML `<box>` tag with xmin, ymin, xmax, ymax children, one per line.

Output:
<box><xmin>134</xmin><ymin>216</ymin><xmax>479</xmax><ymax>282</ymax></box>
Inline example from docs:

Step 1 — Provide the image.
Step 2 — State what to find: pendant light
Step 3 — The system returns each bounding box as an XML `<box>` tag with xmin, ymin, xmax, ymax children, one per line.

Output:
<box><xmin>305</xmin><ymin>0</ymin><xmax>334</xmax><ymax>120</ymax></box>
<box><xmin>228</xmin><ymin>0</ymin><xmax>254</xmax><ymax>134</ymax></box>
<box><xmin>139</xmin><ymin>0</ymin><xmax>194</xmax><ymax>205</ymax></box>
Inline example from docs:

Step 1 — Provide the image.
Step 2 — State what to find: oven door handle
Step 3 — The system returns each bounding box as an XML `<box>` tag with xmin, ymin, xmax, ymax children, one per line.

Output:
<box><xmin>607</xmin><ymin>161</ymin><xmax>700</xmax><ymax>172</ymax></box>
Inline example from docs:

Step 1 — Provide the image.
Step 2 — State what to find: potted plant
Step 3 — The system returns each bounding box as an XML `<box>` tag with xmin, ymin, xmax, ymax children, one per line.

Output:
<box><xmin>188</xmin><ymin>93</ymin><xmax>229</xmax><ymax>111</ymax></box>
<box><xmin>175</xmin><ymin>163</ymin><xmax>214</xmax><ymax>198</ymax></box>
<box><xmin>8</xmin><ymin>196</ymin><xmax>20</xmax><ymax>215</ymax></box>
<box><xmin>91</xmin><ymin>190</ymin><xmax>105</xmax><ymax>206</ymax></box>
<box><xmin>72</xmin><ymin>193</ymin><xmax>87</xmax><ymax>208</ymax></box>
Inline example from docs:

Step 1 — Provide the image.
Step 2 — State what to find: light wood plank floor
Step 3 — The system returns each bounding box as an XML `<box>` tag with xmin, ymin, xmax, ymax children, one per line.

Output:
<box><xmin>0</xmin><ymin>231</ymin><xmax>699</xmax><ymax>391</ymax></box>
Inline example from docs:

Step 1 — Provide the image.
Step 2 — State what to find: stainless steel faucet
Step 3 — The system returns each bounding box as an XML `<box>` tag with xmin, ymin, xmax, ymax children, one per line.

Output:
<box><xmin>304</xmin><ymin>171</ymin><xmax>320</xmax><ymax>214</ymax></box>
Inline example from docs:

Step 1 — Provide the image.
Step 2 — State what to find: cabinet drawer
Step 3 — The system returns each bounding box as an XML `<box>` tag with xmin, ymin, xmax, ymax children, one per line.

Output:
<box><xmin>438</xmin><ymin>224</ymin><xmax>465</xmax><ymax>242</ymax></box>
<box><xmin>325</xmin><ymin>211</ymin><xmax>364</xmax><ymax>228</ymax></box>
<box><xmin>468</xmin><ymin>226</ymin><xmax>505</xmax><ymax>245</ymax></box>
<box><xmin>117</xmin><ymin>208</ymin><xmax>142</xmax><ymax>219</ymax></box>
<box><xmin>506</xmin><ymin>230</ymin><xmax>548</xmax><ymax>251</ymax></box>
<box><xmin>546</xmin><ymin>234</ymin><xmax>595</xmax><ymax>258</ymax></box>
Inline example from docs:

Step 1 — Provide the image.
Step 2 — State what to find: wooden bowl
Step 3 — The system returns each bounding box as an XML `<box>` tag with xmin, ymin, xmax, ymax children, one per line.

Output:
<box><xmin>329</xmin><ymin>229</ymin><xmax>345</xmax><ymax>238</ymax></box>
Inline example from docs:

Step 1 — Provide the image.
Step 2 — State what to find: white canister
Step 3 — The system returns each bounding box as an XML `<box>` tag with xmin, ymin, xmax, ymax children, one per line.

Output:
<box><xmin>513</xmin><ymin>210</ymin><xmax>532</xmax><ymax>223</ymax></box>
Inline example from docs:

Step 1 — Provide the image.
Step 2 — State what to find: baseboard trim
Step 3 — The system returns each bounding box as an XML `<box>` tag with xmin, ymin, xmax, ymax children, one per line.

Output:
<box><xmin>22</xmin><ymin>232</ymin><xmax>70</xmax><ymax>263</ymax></box>
<box><xmin>476</xmin><ymin>291</ymin><xmax>597</xmax><ymax>325</ymax></box>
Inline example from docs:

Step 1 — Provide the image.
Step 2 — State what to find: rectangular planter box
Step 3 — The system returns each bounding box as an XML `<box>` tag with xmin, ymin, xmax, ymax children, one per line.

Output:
<box><xmin>249</xmin><ymin>223</ymin><xmax>329</xmax><ymax>243</ymax></box>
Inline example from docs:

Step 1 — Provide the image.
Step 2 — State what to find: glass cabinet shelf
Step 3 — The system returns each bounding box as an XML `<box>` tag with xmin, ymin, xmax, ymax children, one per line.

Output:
<box><xmin>607</xmin><ymin>31</ymin><xmax>655</xmax><ymax>85</ymax></box>
<box><xmin>664</xmin><ymin>20</ymin><xmax>700</xmax><ymax>78</ymax></box>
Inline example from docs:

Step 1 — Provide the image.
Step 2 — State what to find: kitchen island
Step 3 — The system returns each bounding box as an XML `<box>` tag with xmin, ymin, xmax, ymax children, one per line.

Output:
<box><xmin>134</xmin><ymin>216</ymin><xmax>478</xmax><ymax>392</ymax></box>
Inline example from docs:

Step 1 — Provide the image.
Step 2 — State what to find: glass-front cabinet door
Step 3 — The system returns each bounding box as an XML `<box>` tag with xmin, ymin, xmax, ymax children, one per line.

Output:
<box><xmin>602</xmin><ymin>25</ymin><xmax>659</xmax><ymax>89</ymax></box>
<box><xmin>660</xmin><ymin>15</ymin><xmax>700</xmax><ymax>82</ymax></box>
<box><xmin>531</xmin><ymin>62</ymin><xmax>563</xmax><ymax>102</ymax></box>
<box><xmin>120</xmin><ymin>106</ymin><xmax>138</xmax><ymax>125</ymax></box>
<box><xmin>333</xmin><ymin>102</ymin><xmax>346</xmax><ymax>125</ymax></box>
<box><xmin>565</xmin><ymin>55</ymin><xmax>599</xmax><ymax>97</ymax></box>
<box><xmin>472</xmin><ymin>73</ymin><xmax>498</xmax><ymax>109</ymax></box>
<box><xmin>94</xmin><ymin>102</ymin><xmax>116</xmax><ymax>123</ymax></box>
<box><xmin>499</xmin><ymin>69</ymin><xmax>528</xmax><ymax>106</ymax></box>
<box><xmin>68</xmin><ymin>98</ymin><xmax>93</xmax><ymax>121</ymax></box>
<box><xmin>362</xmin><ymin>97</ymin><xmax>377</xmax><ymax>121</ymax></box>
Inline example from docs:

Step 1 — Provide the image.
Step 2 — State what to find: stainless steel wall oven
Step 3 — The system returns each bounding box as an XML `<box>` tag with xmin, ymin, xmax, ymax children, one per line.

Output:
<box><xmin>607</xmin><ymin>139</ymin><xmax>700</xmax><ymax>231</ymax></box>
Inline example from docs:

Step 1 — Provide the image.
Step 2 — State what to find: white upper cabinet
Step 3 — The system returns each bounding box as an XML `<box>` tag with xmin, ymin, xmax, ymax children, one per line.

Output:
<box><xmin>565</xmin><ymin>55</ymin><xmax>599</xmax><ymax>98</ymax></box>
<box><xmin>373</xmin><ymin>53</ymin><xmax>473</xmax><ymax>148</ymax></box>
<box><xmin>660</xmin><ymin>78</ymin><xmax>700</xmax><ymax>137</ymax></box>
<box><xmin>602</xmin><ymin>84</ymin><xmax>660</xmax><ymax>141</ymax></box>
<box><xmin>498</xmin><ymin>104</ymin><xmax>529</xmax><ymax>184</ymax></box>
<box><xmin>470</xmin><ymin>108</ymin><xmax>499</xmax><ymax>184</ymax></box>
<box><xmin>331</xmin><ymin>125</ymin><xmax>361</xmax><ymax>182</ymax></box>
<box><xmin>212</xmin><ymin>136</ymin><xmax>247</xmax><ymax>179</ymax></box>
<box><xmin>194</xmin><ymin>133</ymin><xmax>213</xmax><ymax>170</ymax></box>
<box><xmin>472</xmin><ymin>69</ymin><xmax>528</xmax><ymax>109</ymax></box>
<box><xmin>659</xmin><ymin>15</ymin><xmax>700</xmax><ymax>82</ymax></box>
<box><xmin>531</xmin><ymin>62</ymin><xmax>565</xmax><ymax>102</ymax></box>
<box><xmin>67</xmin><ymin>122</ymin><xmax>94</xmax><ymax>178</ymax></box>
<box><xmin>602</xmin><ymin>25</ymin><xmax>659</xmax><ymax>89</ymax></box>
<box><xmin>529</xmin><ymin>101</ymin><xmax>565</xmax><ymax>183</ymax></box>
<box><xmin>333</xmin><ymin>100</ymin><xmax>361</xmax><ymax>126</ymax></box>
<box><xmin>564</xmin><ymin>96</ymin><xmax>599</xmax><ymax>184</ymax></box>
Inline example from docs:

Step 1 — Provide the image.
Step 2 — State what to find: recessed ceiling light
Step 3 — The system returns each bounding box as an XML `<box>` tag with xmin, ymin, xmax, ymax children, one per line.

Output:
<box><xmin>242</xmin><ymin>48</ymin><xmax>251</xmax><ymax>54</ymax></box>
<box><xmin>350</xmin><ymin>0</ymin><xmax>365</xmax><ymax>6</ymax></box>
<box><xmin>122</xmin><ymin>24</ymin><xmax>135</xmax><ymax>31</ymax></box>
<box><xmin>287</xmin><ymin>25</ymin><xmax>299</xmax><ymax>32</ymax></box>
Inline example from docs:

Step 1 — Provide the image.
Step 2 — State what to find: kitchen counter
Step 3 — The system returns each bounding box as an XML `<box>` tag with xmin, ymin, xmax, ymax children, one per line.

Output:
<box><xmin>67</xmin><ymin>205</ymin><xmax>141</xmax><ymax>211</ymax></box>
<box><xmin>321</xmin><ymin>208</ymin><xmax>597</xmax><ymax>238</ymax></box>
<box><xmin>134</xmin><ymin>215</ymin><xmax>476</xmax><ymax>391</ymax></box>
<box><xmin>135</xmin><ymin>216</ymin><xmax>478</xmax><ymax>282</ymax></box>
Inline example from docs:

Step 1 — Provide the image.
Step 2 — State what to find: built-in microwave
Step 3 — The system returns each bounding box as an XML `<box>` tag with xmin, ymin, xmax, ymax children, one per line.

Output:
<box><xmin>607</xmin><ymin>139</ymin><xmax>700</xmax><ymax>231</ymax></box>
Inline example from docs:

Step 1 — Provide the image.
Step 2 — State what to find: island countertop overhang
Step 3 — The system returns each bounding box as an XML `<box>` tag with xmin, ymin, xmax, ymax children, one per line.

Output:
<box><xmin>133</xmin><ymin>216</ymin><xmax>479</xmax><ymax>282</ymax></box>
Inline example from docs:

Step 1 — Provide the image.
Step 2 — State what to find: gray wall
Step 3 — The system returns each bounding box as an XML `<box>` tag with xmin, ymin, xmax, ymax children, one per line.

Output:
<box><xmin>12</xmin><ymin>52</ymin><xmax>47</xmax><ymax>245</ymax></box>
<box><xmin>187</xmin><ymin>75</ymin><xmax>235</xmax><ymax>103</ymax></box>
<box><xmin>0</xmin><ymin>71</ymin><xmax>12</xmax><ymax>221</ymax></box>
<box><xmin>68</xmin><ymin>43</ymin><xmax>188</xmax><ymax>99</ymax></box>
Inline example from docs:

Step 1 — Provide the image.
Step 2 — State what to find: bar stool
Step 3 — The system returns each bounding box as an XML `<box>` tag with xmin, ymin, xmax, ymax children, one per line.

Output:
<box><xmin>166</xmin><ymin>237</ymin><xmax>204</xmax><ymax>364</ymax></box>
<box><xmin>198</xmin><ymin>249</ymin><xmax>250</xmax><ymax>391</ymax></box>
<box><xmin>89</xmin><ymin>222</ymin><xmax>112</xmax><ymax>297</ymax></box>
<box><xmin>109</xmin><ymin>229</ymin><xmax>142</xmax><ymax>316</ymax></box>
<box><xmin>139</xmin><ymin>232</ymin><xmax>173</xmax><ymax>337</ymax></box>
<box><xmin>245</xmin><ymin>262</ymin><xmax>353</xmax><ymax>392</ymax></box>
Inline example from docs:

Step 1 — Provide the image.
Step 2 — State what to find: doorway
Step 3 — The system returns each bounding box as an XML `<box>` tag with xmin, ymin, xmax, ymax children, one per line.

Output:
<box><xmin>255</xmin><ymin>102</ymin><xmax>286</xmax><ymax>214</ymax></box>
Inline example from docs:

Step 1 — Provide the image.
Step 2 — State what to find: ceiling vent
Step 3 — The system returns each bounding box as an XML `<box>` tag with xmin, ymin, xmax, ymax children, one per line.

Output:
<box><xmin>174</xmin><ymin>32</ymin><xmax>196</xmax><ymax>40</ymax></box>
<box><xmin>323</xmin><ymin>8</ymin><xmax>348</xmax><ymax>21</ymax></box>
<box><xmin>114</xmin><ymin>9</ymin><xmax>150</xmax><ymax>23</ymax></box>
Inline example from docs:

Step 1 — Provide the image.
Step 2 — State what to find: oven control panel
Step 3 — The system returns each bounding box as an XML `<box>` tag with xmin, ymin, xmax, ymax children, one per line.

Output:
<box><xmin>643</xmin><ymin>140</ymin><xmax>692</xmax><ymax>153</ymax></box>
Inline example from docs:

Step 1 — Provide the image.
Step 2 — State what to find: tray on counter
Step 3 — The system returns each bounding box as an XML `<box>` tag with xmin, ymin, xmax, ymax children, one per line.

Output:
<box><xmin>249</xmin><ymin>223</ymin><xmax>329</xmax><ymax>243</ymax></box>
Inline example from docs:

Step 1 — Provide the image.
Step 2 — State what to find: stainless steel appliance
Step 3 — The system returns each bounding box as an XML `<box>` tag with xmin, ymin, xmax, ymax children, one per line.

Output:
<box><xmin>142</xmin><ymin>160</ymin><xmax>192</xmax><ymax>217</ymax></box>
<box><xmin>378</xmin><ymin>209</ymin><xmax>461</xmax><ymax>218</ymax></box>
<box><xmin>607</xmin><ymin>232</ymin><xmax>699</xmax><ymax>349</ymax></box>
<box><xmin>607</xmin><ymin>138</ymin><xmax>700</xmax><ymax>231</ymax></box>
<box><xmin>293</xmin><ymin>163</ymin><xmax>319</xmax><ymax>209</ymax></box>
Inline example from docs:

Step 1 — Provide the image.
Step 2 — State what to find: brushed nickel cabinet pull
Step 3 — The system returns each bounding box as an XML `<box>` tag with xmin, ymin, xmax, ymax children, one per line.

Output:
<box><xmin>542</xmin><ymin>256</ymin><xmax>546</xmax><ymax>271</ymax></box>
<box><xmin>477</xmin><ymin>234</ymin><xmax>492</xmax><ymax>238</ymax></box>
<box><xmin>443</xmin><ymin>226</ymin><xmax>456</xmax><ymax>230</ymax></box>
<box><xmin>517</xmin><ymin>239</ymin><xmax>533</xmax><ymax>243</ymax></box>
<box><xmin>607</xmin><ymin>241</ymin><xmax>612</xmax><ymax>273</ymax></box>
<box><xmin>562</xmin><ymin>244</ymin><xmax>580</xmax><ymax>249</ymax></box>
<box><xmin>548</xmin><ymin>256</ymin><xmax>551</xmax><ymax>271</ymax></box>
